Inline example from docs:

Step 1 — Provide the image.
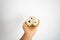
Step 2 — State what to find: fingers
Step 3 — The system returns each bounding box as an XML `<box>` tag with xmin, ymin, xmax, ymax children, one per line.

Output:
<box><xmin>23</xmin><ymin>19</ymin><xmax>40</xmax><ymax>30</ymax></box>
<box><xmin>23</xmin><ymin>22</ymin><xmax>27</xmax><ymax>29</ymax></box>
<box><xmin>23</xmin><ymin>22</ymin><xmax>30</xmax><ymax>31</ymax></box>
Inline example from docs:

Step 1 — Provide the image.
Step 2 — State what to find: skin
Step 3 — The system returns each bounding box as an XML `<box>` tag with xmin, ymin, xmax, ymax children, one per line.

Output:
<box><xmin>20</xmin><ymin>20</ymin><xmax>40</xmax><ymax>40</ymax></box>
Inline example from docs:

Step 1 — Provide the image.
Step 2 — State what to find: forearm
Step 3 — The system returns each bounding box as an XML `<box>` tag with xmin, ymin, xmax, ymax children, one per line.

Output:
<box><xmin>20</xmin><ymin>33</ymin><xmax>32</xmax><ymax>40</ymax></box>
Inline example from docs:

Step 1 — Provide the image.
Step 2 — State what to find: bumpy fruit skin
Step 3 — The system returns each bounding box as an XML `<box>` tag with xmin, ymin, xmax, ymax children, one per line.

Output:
<box><xmin>25</xmin><ymin>16</ymin><xmax>39</xmax><ymax>27</ymax></box>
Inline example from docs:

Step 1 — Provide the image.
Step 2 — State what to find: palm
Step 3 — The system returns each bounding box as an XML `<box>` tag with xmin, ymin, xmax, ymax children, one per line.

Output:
<box><xmin>23</xmin><ymin>22</ymin><xmax>39</xmax><ymax>37</ymax></box>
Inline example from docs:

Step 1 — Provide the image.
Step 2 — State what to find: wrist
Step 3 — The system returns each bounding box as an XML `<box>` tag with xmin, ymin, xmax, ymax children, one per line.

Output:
<box><xmin>20</xmin><ymin>33</ymin><xmax>32</xmax><ymax>40</ymax></box>
<box><xmin>24</xmin><ymin>33</ymin><xmax>32</xmax><ymax>39</ymax></box>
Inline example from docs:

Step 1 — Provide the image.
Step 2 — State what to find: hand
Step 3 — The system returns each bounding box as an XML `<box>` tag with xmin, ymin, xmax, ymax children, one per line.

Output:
<box><xmin>20</xmin><ymin>20</ymin><xmax>40</xmax><ymax>40</ymax></box>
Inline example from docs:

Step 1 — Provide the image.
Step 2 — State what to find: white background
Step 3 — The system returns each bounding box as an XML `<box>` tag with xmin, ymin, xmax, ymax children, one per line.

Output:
<box><xmin>0</xmin><ymin>0</ymin><xmax>60</xmax><ymax>40</ymax></box>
